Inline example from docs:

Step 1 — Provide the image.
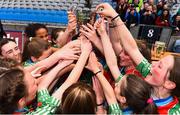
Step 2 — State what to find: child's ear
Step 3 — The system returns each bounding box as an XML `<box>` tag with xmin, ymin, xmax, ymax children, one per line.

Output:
<box><xmin>120</xmin><ymin>96</ymin><xmax>126</xmax><ymax>104</ymax></box>
<box><xmin>31</xmin><ymin>56</ymin><xmax>37</xmax><ymax>62</ymax></box>
<box><xmin>30</xmin><ymin>66</ymin><xmax>47</xmax><ymax>78</ymax></box>
<box><xmin>18</xmin><ymin>97</ymin><xmax>26</xmax><ymax>108</ymax></box>
<box><xmin>163</xmin><ymin>80</ymin><xmax>176</xmax><ymax>90</ymax></box>
<box><xmin>116</xmin><ymin>95</ymin><xmax>126</xmax><ymax>104</ymax></box>
<box><xmin>52</xmin><ymin>39</ymin><xmax>57</xmax><ymax>44</ymax></box>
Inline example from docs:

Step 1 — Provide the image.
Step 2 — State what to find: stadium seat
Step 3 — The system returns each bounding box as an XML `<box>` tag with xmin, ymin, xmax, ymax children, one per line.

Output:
<box><xmin>0</xmin><ymin>0</ymin><xmax>104</xmax><ymax>25</ymax></box>
<box><xmin>0</xmin><ymin>7</ymin><xmax>68</xmax><ymax>24</ymax></box>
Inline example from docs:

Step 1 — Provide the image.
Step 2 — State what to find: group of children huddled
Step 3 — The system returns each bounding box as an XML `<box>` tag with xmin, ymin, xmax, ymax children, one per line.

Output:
<box><xmin>0</xmin><ymin>3</ymin><xmax>180</xmax><ymax>114</ymax></box>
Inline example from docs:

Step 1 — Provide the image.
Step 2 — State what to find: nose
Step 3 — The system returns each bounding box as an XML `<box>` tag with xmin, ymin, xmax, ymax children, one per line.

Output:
<box><xmin>34</xmin><ymin>79</ymin><xmax>38</xmax><ymax>85</ymax></box>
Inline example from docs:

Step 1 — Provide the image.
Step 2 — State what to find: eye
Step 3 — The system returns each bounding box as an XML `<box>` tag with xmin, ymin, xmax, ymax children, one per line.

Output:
<box><xmin>6</xmin><ymin>50</ymin><xmax>13</xmax><ymax>54</ymax></box>
<box><xmin>40</xmin><ymin>36</ymin><xmax>44</xmax><ymax>38</ymax></box>
<box><xmin>14</xmin><ymin>47</ymin><xmax>19</xmax><ymax>51</ymax></box>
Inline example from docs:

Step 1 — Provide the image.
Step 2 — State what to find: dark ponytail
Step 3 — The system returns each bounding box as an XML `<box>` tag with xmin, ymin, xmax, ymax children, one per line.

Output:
<box><xmin>141</xmin><ymin>101</ymin><xmax>157</xmax><ymax>114</ymax></box>
<box><xmin>25</xmin><ymin>23</ymin><xmax>48</xmax><ymax>38</ymax></box>
<box><xmin>121</xmin><ymin>74</ymin><xmax>158</xmax><ymax>114</ymax></box>
<box><xmin>0</xmin><ymin>68</ymin><xmax>26</xmax><ymax>113</ymax></box>
<box><xmin>22</xmin><ymin>38</ymin><xmax>31</xmax><ymax>62</ymax></box>
<box><xmin>169</xmin><ymin>56</ymin><xmax>180</xmax><ymax>97</ymax></box>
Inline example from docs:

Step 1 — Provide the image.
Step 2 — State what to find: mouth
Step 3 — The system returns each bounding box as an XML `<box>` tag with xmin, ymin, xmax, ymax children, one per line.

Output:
<box><xmin>149</xmin><ymin>69</ymin><xmax>153</xmax><ymax>76</ymax></box>
<box><xmin>149</xmin><ymin>72</ymin><xmax>153</xmax><ymax>76</ymax></box>
<box><xmin>149</xmin><ymin>70</ymin><xmax>153</xmax><ymax>76</ymax></box>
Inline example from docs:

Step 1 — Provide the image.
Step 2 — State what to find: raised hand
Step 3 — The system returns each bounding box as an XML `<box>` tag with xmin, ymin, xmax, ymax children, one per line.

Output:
<box><xmin>67</xmin><ymin>11</ymin><xmax>77</xmax><ymax>34</ymax></box>
<box><xmin>58</xmin><ymin>47</ymin><xmax>80</xmax><ymax>60</ymax></box>
<box><xmin>31</xmin><ymin>66</ymin><xmax>47</xmax><ymax>78</ymax></box>
<box><xmin>63</xmin><ymin>39</ymin><xmax>81</xmax><ymax>49</ymax></box>
<box><xmin>95</xmin><ymin>18</ymin><xmax>107</xmax><ymax>37</ymax></box>
<box><xmin>92</xmin><ymin>76</ymin><xmax>105</xmax><ymax>105</ymax></box>
<box><xmin>80</xmin><ymin>23</ymin><xmax>104</xmax><ymax>55</ymax></box>
<box><xmin>86</xmin><ymin>52</ymin><xmax>100</xmax><ymax>73</ymax></box>
<box><xmin>80</xmin><ymin>36</ymin><xmax>92</xmax><ymax>53</ymax></box>
<box><xmin>96</xmin><ymin>3</ymin><xmax>118</xmax><ymax>19</ymax></box>
<box><xmin>58</xmin><ymin>59</ymin><xmax>74</xmax><ymax>68</ymax></box>
<box><xmin>80</xmin><ymin>23</ymin><xmax>99</xmax><ymax>42</ymax></box>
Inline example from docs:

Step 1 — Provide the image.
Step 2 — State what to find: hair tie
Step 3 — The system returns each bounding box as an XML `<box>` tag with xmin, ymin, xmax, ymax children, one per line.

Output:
<box><xmin>147</xmin><ymin>98</ymin><xmax>153</xmax><ymax>104</ymax></box>
<box><xmin>94</xmin><ymin>70</ymin><xmax>101</xmax><ymax>76</ymax></box>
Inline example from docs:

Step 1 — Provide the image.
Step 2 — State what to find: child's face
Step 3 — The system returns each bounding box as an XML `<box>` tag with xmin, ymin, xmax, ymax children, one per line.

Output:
<box><xmin>144</xmin><ymin>3</ymin><xmax>149</xmax><ymax>10</ymax></box>
<box><xmin>130</xmin><ymin>9</ymin><xmax>135</xmax><ymax>14</ymax></box>
<box><xmin>158</xmin><ymin>1</ymin><xmax>163</xmax><ymax>6</ymax></box>
<box><xmin>119</xmin><ymin>0</ymin><xmax>125</xmax><ymax>4</ymax></box>
<box><xmin>36</xmin><ymin>28</ymin><xmax>49</xmax><ymax>41</ymax></box>
<box><xmin>176</xmin><ymin>16</ymin><xmax>180</xmax><ymax>21</ymax></box>
<box><xmin>134</xmin><ymin>0</ymin><xmax>139</xmax><ymax>4</ymax></box>
<box><xmin>145</xmin><ymin>55</ymin><xmax>174</xmax><ymax>86</ymax></box>
<box><xmin>147</xmin><ymin>6</ymin><xmax>153</xmax><ymax>12</ymax></box>
<box><xmin>163</xmin><ymin>10</ymin><xmax>168</xmax><ymax>16</ymax></box>
<box><xmin>119</xmin><ymin>50</ymin><xmax>133</xmax><ymax>67</ymax></box>
<box><xmin>1</xmin><ymin>41</ymin><xmax>22</xmax><ymax>63</ymax></box>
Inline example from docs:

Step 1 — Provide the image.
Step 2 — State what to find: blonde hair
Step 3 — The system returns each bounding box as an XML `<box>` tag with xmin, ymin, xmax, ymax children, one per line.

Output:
<box><xmin>60</xmin><ymin>82</ymin><xmax>96</xmax><ymax>114</ymax></box>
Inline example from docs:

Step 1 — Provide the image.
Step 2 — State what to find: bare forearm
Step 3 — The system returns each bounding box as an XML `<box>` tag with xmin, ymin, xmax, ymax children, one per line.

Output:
<box><xmin>57</xmin><ymin>29</ymin><xmax>71</xmax><ymax>47</ymax></box>
<box><xmin>101</xmin><ymin>33</ymin><xmax>120</xmax><ymax>80</ymax></box>
<box><xmin>96</xmin><ymin>106</ymin><xmax>107</xmax><ymax>114</ymax></box>
<box><xmin>38</xmin><ymin>63</ymin><xmax>67</xmax><ymax>90</ymax></box>
<box><xmin>112</xmin><ymin>17</ymin><xmax>144</xmax><ymax>64</ymax></box>
<box><xmin>96</xmin><ymin>72</ymin><xmax>117</xmax><ymax>105</ymax></box>
<box><xmin>56</xmin><ymin>64</ymin><xmax>75</xmax><ymax>77</ymax></box>
<box><xmin>92</xmin><ymin>39</ymin><xmax>104</xmax><ymax>55</ymax></box>
<box><xmin>48</xmin><ymin>64</ymin><xmax>75</xmax><ymax>91</ymax></box>
<box><xmin>109</xmin><ymin>27</ymin><xmax>123</xmax><ymax>56</ymax></box>
<box><xmin>25</xmin><ymin>50</ymin><xmax>60</xmax><ymax>72</ymax></box>
<box><xmin>66</xmin><ymin>52</ymin><xmax>89</xmax><ymax>84</ymax></box>
<box><xmin>52</xmin><ymin>51</ymin><xmax>90</xmax><ymax>100</ymax></box>
<box><xmin>114</xmin><ymin>18</ymin><xmax>137</xmax><ymax>49</ymax></box>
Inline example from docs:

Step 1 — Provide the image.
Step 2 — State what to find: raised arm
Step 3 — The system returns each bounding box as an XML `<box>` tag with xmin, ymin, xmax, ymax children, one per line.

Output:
<box><xmin>52</xmin><ymin>36</ymin><xmax>92</xmax><ymax>100</ymax></box>
<box><xmin>86</xmin><ymin>52</ymin><xmax>121</xmax><ymax>114</ymax></box>
<box><xmin>96</xmin><ymin>3</ymin><xmax>144</xmax><ymax>65</ymax></box>
<box><xmin>80</xmin><ymin>23</ymin><xmax>104</xmax><ymax>54</ymax></box>
<box><xmin>48</xmin><ymin>64</ymin><xmax>75</xmax><ymax>91</ymax></box>
<box><xmin>92</xmin><ymin>76</ymin><xmax>107</xmax><ymax>114</ymax></box>
<box><xmin>96</xmin><ymin>18</ymin><xmax>121</xmax><ymax>81</ymax></box>
<box><xmin>25</xmin><ymin>40</ymin><xmax>80</xmax><ymax>73</ymax></box>
<box><xmin>38</xmin><ymin>60</ymin><xmax>75</xmax><ymax>91</ymax></box>
<box><xmin>109</xmin><ymin>20</ymin><xmax>123</xmax><ymax>56</ymax></box>
<box><xmin>56</xmin><ymin>11</ymin><xmax>77</xmax><ymax>46</ymax></box>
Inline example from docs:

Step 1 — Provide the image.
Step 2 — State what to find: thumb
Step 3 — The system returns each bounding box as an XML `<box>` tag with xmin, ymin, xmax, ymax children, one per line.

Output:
<box><xmin>85</xmin><ymin>64</ymin><xmax>90</xmax><ymax>70</ymax></box>
<box><xmin>31</xmin><ymin>66</ymin><xmax>47</xmax><ymax>75</ymax></box>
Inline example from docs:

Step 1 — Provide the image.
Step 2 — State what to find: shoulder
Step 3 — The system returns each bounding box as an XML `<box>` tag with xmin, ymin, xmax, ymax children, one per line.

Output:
<box><xmin>169</xmin><ymin>97</ymin><xmax>180</xmax><ymax>114</ymax></box>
